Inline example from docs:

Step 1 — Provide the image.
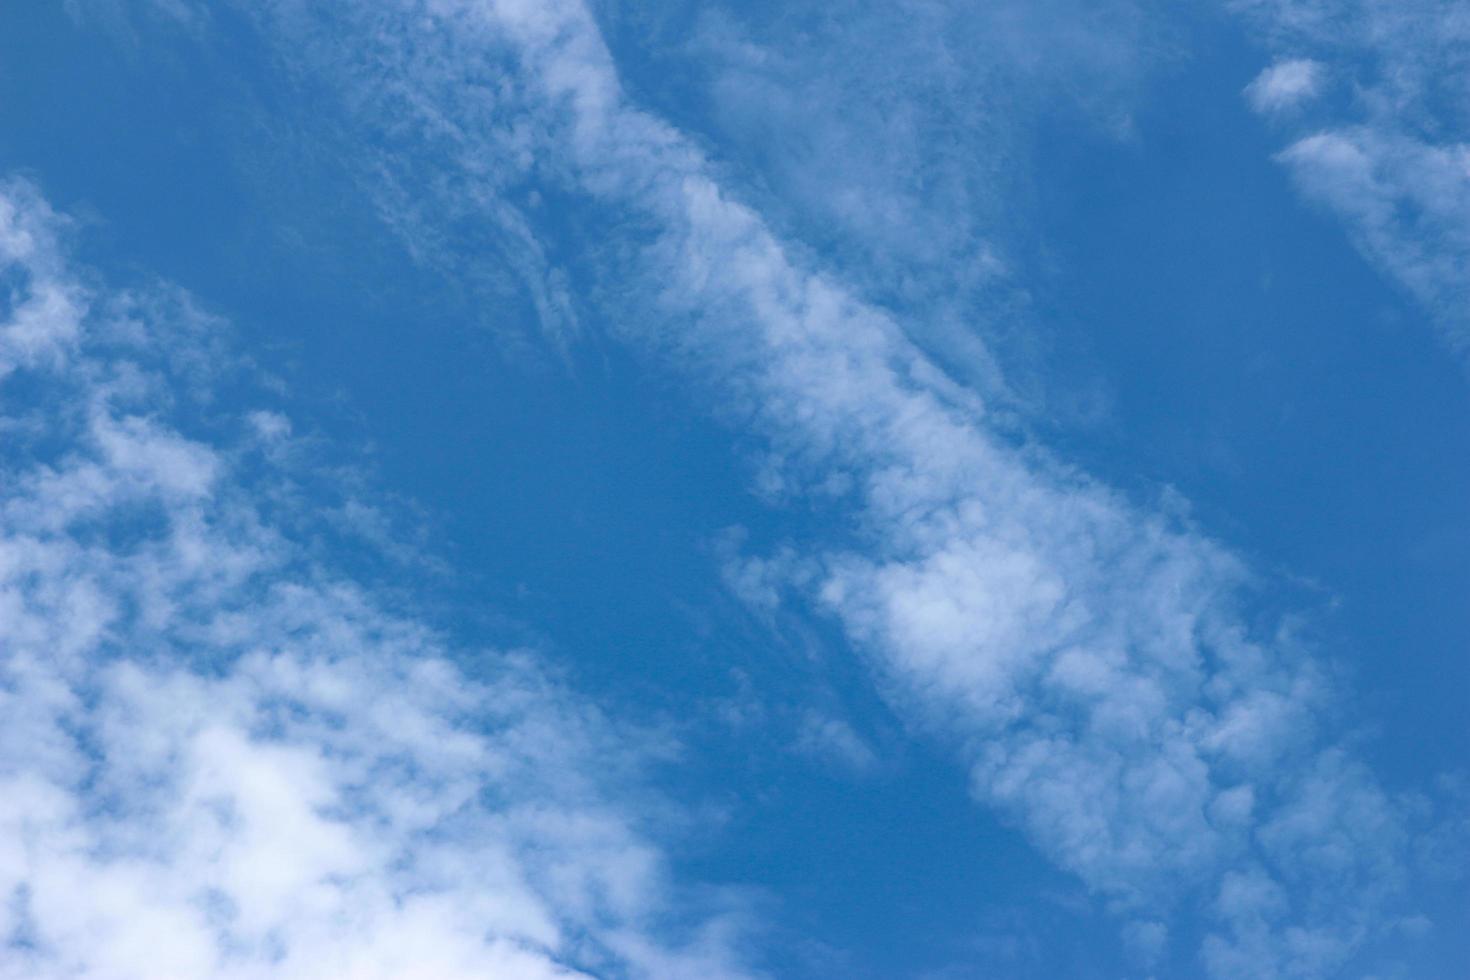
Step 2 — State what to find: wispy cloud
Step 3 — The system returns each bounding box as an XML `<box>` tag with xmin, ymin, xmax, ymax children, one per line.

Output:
<box><xmin>0</xmin><ymin>179</ymin><xmax>756</xmax><ymax>980</ymax></box>
<box><xmin>1244</xmin><ymin>58</ymin><xmax>1324</xmax><ymax>113</ymax></box>
<box><xmin>794</xmin><ymin>711</ymin><xmax>879</xmax><ymax>776</ymax></box>
<box><xmin>185</xmin><ymin>2</ymin><xmax>1466</xmax><ymax>974</ymax></box>
<box><xmin>644</xmin><ymin>0</ymin><xmax>1171</xmax><ymax>410</ymax></box>
<box><xmin>1231</xmin><ymin>0</ymin><xmax>1470</xmax><ymax>360</ymax></box>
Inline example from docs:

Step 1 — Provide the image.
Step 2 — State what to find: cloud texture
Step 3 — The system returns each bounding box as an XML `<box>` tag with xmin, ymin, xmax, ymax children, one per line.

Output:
<box><xmin>0</xmin><ymin>180</ymin><xmax>753</xmax><ymax>980</ymax></box>
<box><xmin>13</xmin><ymin>1</ymin><xmax>1467</xmax><ymax>976</ymax></box>
<box><xmin>182</xmin><ymin>1</ymin><xmax>1462</xmax><ymax>975</ymax></box>
<box><xmin>1232</xmin><ymin>0</ymin><xmax>1470</xmax><ymax>358</ymax></box>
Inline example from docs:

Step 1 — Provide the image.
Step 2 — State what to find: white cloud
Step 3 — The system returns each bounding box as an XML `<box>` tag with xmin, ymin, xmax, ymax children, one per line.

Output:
<box><xmin>1244</xmin><ymin>58</ymin><xmax>1324</xmax><ymax>112</ymax></box>
<box><xmin>0</xmin><ymin>180</ymin><xmax>756</xmax><ymax>980</ymax></box>
<box><xmin>246</xmin><ymin>408</ymin><xmax>291</xmax><ymax>442</ymax></box>
<box><xmin>0</xmin><ymin>183</ymin><xmax>82</xmax><ymax>379</ymax></box>
<box><xmin>1276</xmin><ymin>129</ymin><xmax>1470</xmax><ymax>354</ymax></box>
<box><xmin>1229</xmin><ymin>0</ymin><xmax>1470</xmax><ymax>358</ymax></box>
<box><xmin>98</xmin><ymin>1</ymin><xmax>1462</xmax><ymax>973</ymax></box>
<box><xmin>680</xmin><ymin>0</ymin><xmax>1157</xmax><ymax>320</ymax></box>
<box><xmin>286</xmin><ymin>2</ymin><xmax>1452</xmax><ymax>973</ymax></box>
<box><xmin>794</xmin><ymin>711</ymin><xmax>879</xmax><ymax>775</ymax></box>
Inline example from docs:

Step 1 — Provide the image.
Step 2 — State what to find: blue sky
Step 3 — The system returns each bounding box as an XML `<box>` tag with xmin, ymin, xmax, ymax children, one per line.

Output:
<box><xmin>0</xmin><ymin>2</ymin><xmax>1466</xmax><ymax>978</ymax></box>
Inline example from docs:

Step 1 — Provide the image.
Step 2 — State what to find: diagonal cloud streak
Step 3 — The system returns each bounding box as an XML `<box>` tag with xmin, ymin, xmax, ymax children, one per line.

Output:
<box><xmin>50</xmin><ymin>0</ymin><xmax>1467</xmax><ymax>974</ymax></box>
<box><xmin>213</xmin><ymin>1</ymin><xmax>1467</xmax><ymax>974</ymax></box>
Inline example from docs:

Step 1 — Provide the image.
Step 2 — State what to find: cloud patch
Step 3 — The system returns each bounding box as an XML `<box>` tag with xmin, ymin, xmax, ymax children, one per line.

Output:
<box><xmin>1230</xmin><ymin>0</ymin><xmax>1470</xmax><ymax>359</ymax></box>
<box><xmin>0</xmin><ymin>179</ymin><xmax>756</xmax><ymax>980</ymax></box>
<box><xmin>1244</xmin><ymin>58</ymin><xmax>1324</xmax><ymax>112</ymax></box>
